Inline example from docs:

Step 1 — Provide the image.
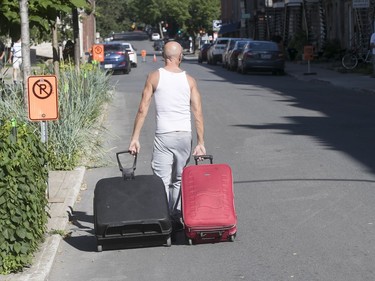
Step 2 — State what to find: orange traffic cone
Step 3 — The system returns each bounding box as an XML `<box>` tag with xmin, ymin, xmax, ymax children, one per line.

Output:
<box><xmin>153</xmin><ymin>54</ymin><xmax>157</xmax><ymax>62</ymax></box>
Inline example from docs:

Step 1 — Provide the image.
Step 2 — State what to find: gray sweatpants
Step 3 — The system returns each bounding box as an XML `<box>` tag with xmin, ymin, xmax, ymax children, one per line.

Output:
<box><xmin>151</xmin><ymin>131</ymin><xmax>192</xmax><ymax>219</ymax></box>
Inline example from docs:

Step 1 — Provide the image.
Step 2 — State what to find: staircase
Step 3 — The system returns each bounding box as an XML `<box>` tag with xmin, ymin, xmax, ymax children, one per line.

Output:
<box><xmin>354</xmin><ymin>7</ymin><xmax>372</xmax><ymax>52</ymax></box>
<box><xmin>283</xmin><ymin>0</ymin><xmax>304</xmax><ymax>47</ymax></box>
<box><xmin>255</xmin><ymin>12</ymin><xmax>269</xmax><ymax>40</ymax></box>
<box><xmin>303</xmin><ymin>0</ymin><xmax>327</xmax><ymax>52</ymax></box>
<box><xmin>269</xmin><ymin>2</ymin><xmax>285</xmax><ymax>40</ymax></box>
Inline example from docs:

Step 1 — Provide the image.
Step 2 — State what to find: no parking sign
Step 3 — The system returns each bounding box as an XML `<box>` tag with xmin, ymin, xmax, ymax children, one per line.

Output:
<box><xmin>92</xmin><ymin>44</ymin><xmax>104</xmax><ymax>62</ymax></box>
<box><xmin>28</xmin><ymin>75</ymin><xmax>59</xmax><ymax>121</ymax></box>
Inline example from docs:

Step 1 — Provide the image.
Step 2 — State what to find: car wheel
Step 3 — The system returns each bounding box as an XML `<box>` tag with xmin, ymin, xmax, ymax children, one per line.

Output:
<box><xmin>124</xmin><ymin>66</ymin><xmax>131</xmax><ymax>74</ymax></box>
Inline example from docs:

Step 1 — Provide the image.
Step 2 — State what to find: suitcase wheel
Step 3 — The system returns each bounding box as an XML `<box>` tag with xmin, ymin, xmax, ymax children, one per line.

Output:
<box><xmin>166</xmin><ymin>237</ymin><xmax>172</xmax><ymax>247</ymax></box>
<box><xmin>97</xmin><ymin>244</ymin><xmax>103</xmax><ymax>252</ymax></box>
<box><xmin>229</xmin><ymin>234</ymin><xmax>236</xmax><ymax>242</ymax></box>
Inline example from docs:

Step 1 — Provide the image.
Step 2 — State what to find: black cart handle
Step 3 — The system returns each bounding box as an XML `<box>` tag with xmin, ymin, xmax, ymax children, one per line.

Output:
<box><xmin>194</xmin><ymin>155</ymin><xmax>213</xmax><ymax>165</ymax></box>
<box><xmin>116</xmin><ymin>150</ymin><xmax>137</xmax><ymax>180</ymax></box>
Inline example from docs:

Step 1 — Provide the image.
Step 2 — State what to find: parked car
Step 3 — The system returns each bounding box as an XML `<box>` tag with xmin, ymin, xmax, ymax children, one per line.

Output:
<box><xmin>153</xmin><ymin>39</ymin><xmax>164</xmax><ymax>51</ymax></box>
<box><xmin>198</xmin><ymin>43</ymin><xmax>212</xmax><ymax>63</ymax></box>
<box><xmin>100</xmin><ymin>43</ymin><xmax>131</xmax><ymax>74</ymax></box>
<box><xmin>108</xmin><ymin>41</ymin><xmax>138</xmax><ymax>67</ymax></box>
<box><xmin>222</xmin><ymin>38</ymin><xmax>242</xmax><ymax>68</ymax></box>
<box><xmin>151</xmin><ymin>33</ymin><xmax>160</xmax><ymax>40</ymax></box>
<box><xmin>237</xmin><ymin>40</ymin><xmax>285</xmax><ymax>75</ymax></box>
<box><xmin>207</xmin><ymin>37</ymin><xmax>231</xmax><ymax>65</ymax></box>
<box><xmin>227</xmin><ymin>40</ymin><xmax>251</xmax><ymax>71</ymax></box>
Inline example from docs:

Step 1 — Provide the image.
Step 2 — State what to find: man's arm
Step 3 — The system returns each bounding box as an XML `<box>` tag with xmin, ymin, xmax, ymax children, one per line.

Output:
<box><xmin>371</xmin><ymin>33</ymin><xmax>375</xmax><ymax>49</ymax></box>
<box><xmin>128</xmin><ymin>71</ymin><xmax>158</xmax><ymax>154</ymax></box>
<box><xmin>8</xmin><ymin>49</ymin><xmax>13</xmax><ymax>63</ymax></box>
<box><xmin>188</xmin><ymin>75</ymin><xmax>206</xmax><ymax>156</ymax></box>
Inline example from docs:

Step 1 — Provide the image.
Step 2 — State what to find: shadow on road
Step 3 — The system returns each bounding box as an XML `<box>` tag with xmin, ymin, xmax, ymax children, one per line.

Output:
<box><xmin>196</xmin><ymin>61</ymin><xmax>375</xmax><ymax>176</ymax></box>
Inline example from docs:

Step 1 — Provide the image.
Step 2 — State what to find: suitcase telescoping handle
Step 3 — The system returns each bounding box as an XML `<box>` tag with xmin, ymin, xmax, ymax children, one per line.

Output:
<box><xmin>194</xmin><ymin>155</ymin><xmax>213</xmax><ymax>165</ymax></box>
<box><xmin>116</xmin><ymin>150</ymin><xmax>137</xmax><ymax>180</ymax></box>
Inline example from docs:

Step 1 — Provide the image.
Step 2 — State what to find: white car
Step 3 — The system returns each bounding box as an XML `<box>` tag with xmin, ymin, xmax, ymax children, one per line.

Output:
<box><xmin>151</xmin><ymin>33</ymin><xmax>160</xmax><ymax>40</ymax></box>
<box><xmin>109</xmin><ymin>41</ymin><xmax>138</xmax><ymax>67</ymax></box>
<box><xmin>207</xmin><ymin>37</ymin><xmax>231</xmax><ymax>65</ymax></box>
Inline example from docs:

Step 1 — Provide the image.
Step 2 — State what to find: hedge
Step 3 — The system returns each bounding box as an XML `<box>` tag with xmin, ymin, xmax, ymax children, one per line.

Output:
<box><xmin>0</xmin><ymin>119</ymin><xmax>49</xmax><ymax>274</ymax></box>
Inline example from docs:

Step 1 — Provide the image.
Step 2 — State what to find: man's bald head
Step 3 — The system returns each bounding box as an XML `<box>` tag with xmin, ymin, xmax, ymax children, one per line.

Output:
<box><xmin>163</xmin><ymin>41</ymin><xmax>183</xmax><ymax>61</ymax></box>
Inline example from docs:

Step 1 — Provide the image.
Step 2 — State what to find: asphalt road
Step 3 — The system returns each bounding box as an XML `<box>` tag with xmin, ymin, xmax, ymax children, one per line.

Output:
<box><xmin>47</xmin><ymin>39</ymin><xmax>375</xmax><ymax>281</ymax></box>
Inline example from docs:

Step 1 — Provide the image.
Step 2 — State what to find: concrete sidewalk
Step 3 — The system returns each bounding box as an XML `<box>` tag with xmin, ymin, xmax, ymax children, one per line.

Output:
<box><xmin>1</xmin><ymin>58</ymin><xmax>374</xmax><ymax>281</ymax></box>
<box><xmin>285</xmin><ymin>61</ymin><xmax>375</xmax><ymax>94</ymax></box>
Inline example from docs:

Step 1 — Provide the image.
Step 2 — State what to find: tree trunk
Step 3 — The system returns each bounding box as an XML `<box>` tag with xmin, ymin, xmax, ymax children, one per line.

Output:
<box><xmin>19</xmin><ymin>0</ymin><xmax>31</xmax><ymax>106</ymax></box>
<box><xmin>72</xmin><ymin>8</ymin><xmax>80</xmax><ymax>71</ymax></box>
<box><xmin>52</xmin><ymin>20</ymin><xmax>60</xmax><ymax>76</ymax></box>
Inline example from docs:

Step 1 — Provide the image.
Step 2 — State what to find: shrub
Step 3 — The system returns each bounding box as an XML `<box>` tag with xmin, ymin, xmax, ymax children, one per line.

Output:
<box><xmin>0</xmin><ymin>63</ymin><xmax>113</xmax><ymax>274</ymax></box>
<box><xmin>47</xmin><ymin>64</ymin><xmax>114</xmax><ymax>169</ymax></box>
<box><xmin>0</xmin><ymin>119</ymin><xmax>48</xmax><ymax>274</ymax></box>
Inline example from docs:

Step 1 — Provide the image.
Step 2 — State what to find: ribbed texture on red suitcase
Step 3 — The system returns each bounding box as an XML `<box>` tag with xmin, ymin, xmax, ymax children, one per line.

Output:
<box><xmin>181</xmin><ymin>163</ymin><xmax>237</xmax><ymax>228</ymax></box>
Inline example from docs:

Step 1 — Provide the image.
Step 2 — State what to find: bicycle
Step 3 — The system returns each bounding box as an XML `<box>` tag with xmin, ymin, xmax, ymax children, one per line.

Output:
<box><xmin>341</xmin><ymin>48</ymin><xmax>372</xmax><ymax>70</ymax></box>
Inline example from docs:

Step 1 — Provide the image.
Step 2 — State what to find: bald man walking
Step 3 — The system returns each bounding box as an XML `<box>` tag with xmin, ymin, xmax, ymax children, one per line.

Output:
<box><xmin>128</xmin><ymin>41</ymin><xmax>206</xmax><ymax>231</ymax></box>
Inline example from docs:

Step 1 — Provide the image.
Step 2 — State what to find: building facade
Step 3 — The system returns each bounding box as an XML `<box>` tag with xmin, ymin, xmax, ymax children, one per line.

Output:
<box><xmin>220</xmin><ymin>0</ymin><xmax>375</xmax><ymax>56</ymax></box>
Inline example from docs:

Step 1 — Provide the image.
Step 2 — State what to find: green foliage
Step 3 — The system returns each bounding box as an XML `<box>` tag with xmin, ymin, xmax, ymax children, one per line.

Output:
<box><xmin>47</xmin><ymin>63</ymin><xmax>114</xmax><ymax>170</ymax></box>
<box><xmin>321</xmin><ymin>38</ymin><xmax>343</xmax><ymax>61</ymax></box>
<box><xmin>187</xmin><ymin>0</ymin><xmax>221</xmax><ymax>34</ymax></box>
<box><xmin>96</xmin><ymin>0</ymin><xmax>221</xmax><ymax>38</ymax></box>
<box><xmin>0</xmin><ymin>64</ymin><xmax>113</xmax><ymax>274</ymax></box>
<box><xmin>0</xmin><ymin>0</ymin><xmax>88</xmax><ymax>39</ymax></box>
<box><xmin>96</xmin><ymin>0</ymin><xmax>133</xmax><ymax>36</ymax></box>
<box><xmin>0</xmin><ymin>119</ymin><xmax>49</xmax><ymax>274</ymax></box>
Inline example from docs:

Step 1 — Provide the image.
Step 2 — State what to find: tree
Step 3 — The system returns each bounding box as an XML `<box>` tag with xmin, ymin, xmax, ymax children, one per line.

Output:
<box><xmin>1</xmin><ymin>0</ymin><xmax>87</xmax><ymax>74</ymax></box>
<box><xmin>95</xmin><ymin>0</ymin><xmax>131</xmax><ymax>37</ymax></box>
<box><xmin>97</xmin><ymin>0</ymin><xmax>220</xmax><ymax>40</ymax></box>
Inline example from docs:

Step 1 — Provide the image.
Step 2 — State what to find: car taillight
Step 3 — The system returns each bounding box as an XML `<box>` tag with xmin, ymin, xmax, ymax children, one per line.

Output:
<box><xmin>245</xmin><ymin>52</ymin><xmax>254</xmax><ymax>58</ymax></box>
<box><xmin>116</xmin><ymin>51</ymin><xmax>125</xmax><ymax>55</ymax></box>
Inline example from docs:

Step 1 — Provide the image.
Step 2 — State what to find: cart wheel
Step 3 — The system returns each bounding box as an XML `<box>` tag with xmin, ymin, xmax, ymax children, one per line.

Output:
<box><xmin>188</xmin><ymin>239</ymin><xmax>193</xmax><ymax>246</ymax></box>
<box><xmin>97</xmin><ymin>244</ymin><xmax>102</xmax><ymax>252</ymax></box>
<box><xmin>166</xmin><ymin>237</ymin><xmax>172</xmax><ymax>247</ymax></box>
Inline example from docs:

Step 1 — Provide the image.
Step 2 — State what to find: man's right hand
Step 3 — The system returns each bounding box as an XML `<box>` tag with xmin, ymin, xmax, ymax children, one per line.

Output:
<box><xmin>128</xmin><ymin>140</ymin><xmax>140</xmax><ymax>155</ymax></box>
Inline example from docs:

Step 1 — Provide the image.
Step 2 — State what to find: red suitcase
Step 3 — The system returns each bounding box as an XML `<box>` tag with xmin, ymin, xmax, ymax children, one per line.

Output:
<box><xmin>181</xmin><ymin>155</ymin><xmax>237</xmax><ymax>245</ymax></box>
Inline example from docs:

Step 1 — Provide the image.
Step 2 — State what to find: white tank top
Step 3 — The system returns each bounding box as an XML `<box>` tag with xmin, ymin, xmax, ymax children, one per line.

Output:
<box><xmin>154</xmin><ymin>68</ymin><xmax>191</xmax><ymax>134</ymax></box>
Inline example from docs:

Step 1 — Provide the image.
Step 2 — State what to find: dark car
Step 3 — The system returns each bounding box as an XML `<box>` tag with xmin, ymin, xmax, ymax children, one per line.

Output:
<box><xmin>101</xmin><ymin>43</ymin><xmax>131</xmax><ymax>74</ymax></box>
<box><xmin>153</xmin><ymin>39</ymin><xmax>164</xmax><ymax>51</ymax></box>
<box><xmin>237</xmin><ymin>40</ymin><xmax>285</xmax><ymax>75</ymax></box>
<box><xmin>198</xmin><ymin>43</ymin><xmax>212</xmax><ymax>63</ymax></box>
<box><xmin>222</xmin><ymin>38</ymin><xmax>243</xmax><ymax>68</ymax></box>
<box><xmin>227</xmin><ymin>40</ymin><xmax>251</xmax><ymax>71</ymax></box>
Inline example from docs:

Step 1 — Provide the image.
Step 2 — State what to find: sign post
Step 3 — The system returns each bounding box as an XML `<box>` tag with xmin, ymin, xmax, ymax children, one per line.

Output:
<box><xmin>303</xmin><ymin>45</ymin><xmax>317</xmax><ymax>75</ymax></box>
<box><xmin>28</xmin><ymin>75</ymin><xmax>59</xmax><ymax>199</ymax></box>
